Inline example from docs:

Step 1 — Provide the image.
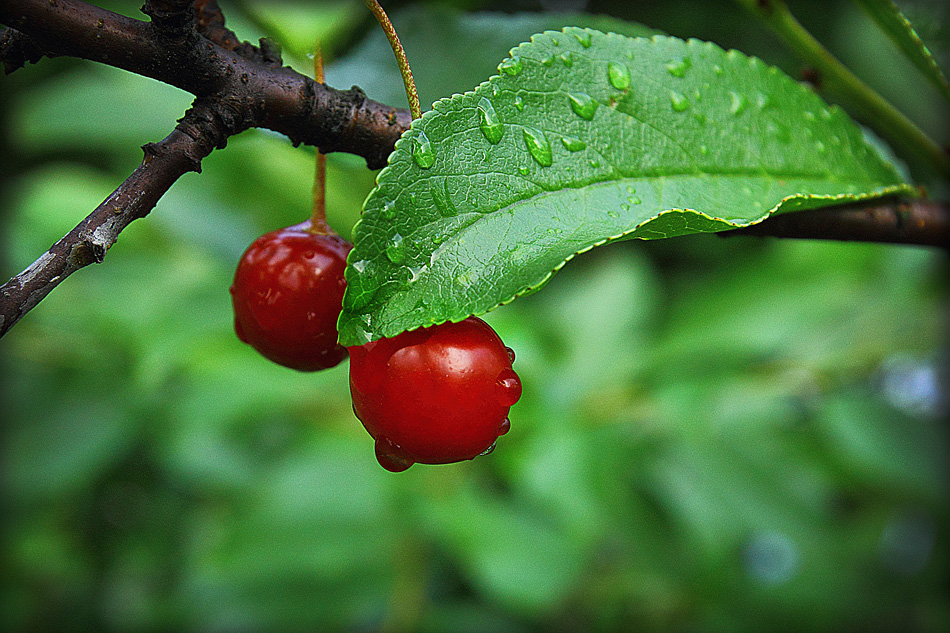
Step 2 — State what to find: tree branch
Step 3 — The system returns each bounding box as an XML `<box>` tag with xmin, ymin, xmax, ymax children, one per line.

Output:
<box><xmin>722</xmin><ymin>197</ymin><xmax>949</xmax><ymax>247</ymax></box>
<box><xmin>0</xmin><ymin>98</ymin><xmax>230</xmax><ymax>337</ymax></box>
<box><xmin>0</xmin><ymin>0</ymin><xmax>412</xmax><ymax>167</ymax></box>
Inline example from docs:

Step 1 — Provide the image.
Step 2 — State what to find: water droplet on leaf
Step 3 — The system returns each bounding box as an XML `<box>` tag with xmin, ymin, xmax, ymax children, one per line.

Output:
<box><xmin>574</xmin><ymin>30</ymin><xmax>593</xmax><ymax>48</ymax></box>
<box><xmin>670</xmin><ymin>91</ymin><xmax>690</xmax><ymax>111</ymax></box>
<box><xmin>568</xmin><ymin>92</ymin><xmax>598</xmax><ymax>120</ymax></box>
<box><xmin>498</xmin><ymin>56</ymin><xmax>523</xmax><ymax>76</ymax></box>
<box><xmin>666</xmin><ymin>56</ymin><xmax>691</xmax><ymax>78</ymax></box>
<box><xmin>729</xmin><ymin>91</ymin><xmax>747</xmax><ymax>116</ymax></box>
<box><xmin>412</xmin><ymin>130</ymin><xmax>435</xmax><ymax>169</ymax></box>
<box><xmin>477</xmin><ymin>96</ymin><xmax>504</xmax><ymax>144</ymax></box>
<box><xmin>514</xmin><ymin>92</ymin><xmax>525</xmax><ymax>111</ymax></box>
<box><xmin>381</xmin><ymin>200</ymin><xmax>396</xmax><ymax>219</ymax></box>
<box><xmin>522</xmin><ymin>127</ymin><xmax>553</xmax><ymax>167</ymax></box>
<box><xmin>607</xmin><ymin>61</ymin><xmax>631</xmax><ymax>90</ymax></box>
<box><xmin>386</xmin><ymin>234</ymin><xmax>406</xmax><ymax>264</ymax></box>
<box><xmin>559</xmin><ymin>52</ymin><xmax>574</xmax><ymax>67</ymax></box>
<box><xmin>560</xmin><ymin>136</ymin><xmax>586</xmax><ymax>152</ymax></box>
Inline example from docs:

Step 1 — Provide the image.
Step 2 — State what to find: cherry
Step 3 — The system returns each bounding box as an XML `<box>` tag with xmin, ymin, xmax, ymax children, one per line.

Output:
<box><xmin>230</xmin><ymin>219</ymin><xmax>352</xmax><ymax>371</ymax></box>
<box><xmin>348</xmin><ymin>316</ymin><xmax>522</xmax><ymax>471</ymax></box>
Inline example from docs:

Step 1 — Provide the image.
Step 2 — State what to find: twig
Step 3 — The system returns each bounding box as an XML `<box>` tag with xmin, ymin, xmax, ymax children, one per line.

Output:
<box><xmin>722</xmin><ymin>197</ymin><xmax>950</xmax><ymax>247</ymax></box>
<box><xmin>0</xmin><ymin>99</ymin><xmax>230</xmax><ymax>337</ymax></box>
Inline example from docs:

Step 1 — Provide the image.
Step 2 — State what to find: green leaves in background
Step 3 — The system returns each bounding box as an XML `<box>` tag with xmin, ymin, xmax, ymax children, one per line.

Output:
<box><xmin>325</xmin><ymin>6</ymin><xmax>659</xmax><ymax>110</ymax></box>
<box><xmin>339</xmin><ymin>29</ymin><xmax>915</xmax><ymax>345</ymax></box>
<box><xmin>854</xmin><ymin>0</ymin><xmax>950</xmax><ymax>102</ymax></box>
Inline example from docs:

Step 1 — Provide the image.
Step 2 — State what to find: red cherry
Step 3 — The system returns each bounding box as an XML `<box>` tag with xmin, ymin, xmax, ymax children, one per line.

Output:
<box><xmin>348</xmin><ymin>316</ymin><xmax>522</xmax><ymax>471</ymax></box>
<box><xmin>230</xmin><ymin>219</ymin><xmax>352</xmax><ymax>371</ymax></box>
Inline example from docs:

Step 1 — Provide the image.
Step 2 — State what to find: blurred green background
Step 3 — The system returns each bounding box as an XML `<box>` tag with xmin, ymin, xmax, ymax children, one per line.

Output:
<box><xmin>1</xmin><ymin>1</ymin><xmax>948</xmax><ymax>631</ymax></box>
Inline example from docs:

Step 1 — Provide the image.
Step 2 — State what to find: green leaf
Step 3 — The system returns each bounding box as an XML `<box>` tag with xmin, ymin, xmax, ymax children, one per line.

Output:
<box><xmin>338</xmin><ymin>30</ymin><xmax>915</xmax><ymax>346</ymax></box>
<box><xmin>854</xmin><ymin>0</ymin><xmax>950</xmax><ymax>103</ymax></box>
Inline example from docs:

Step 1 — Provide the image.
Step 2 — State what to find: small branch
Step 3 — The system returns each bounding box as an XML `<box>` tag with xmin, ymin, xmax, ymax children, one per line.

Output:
<box><xmin>0</xmin><ymin>99</ymin><xmax>231</xmax><ymax>337</ymax></box>
<box><xmin>722</xmin><ymin>197</ymin><xmax>950</xmax><ymax>247</ymax></box>
<box><xmin>0</xmin><ymin>0</ymin><xmax>411</xmax><ymax>168</ymax></box>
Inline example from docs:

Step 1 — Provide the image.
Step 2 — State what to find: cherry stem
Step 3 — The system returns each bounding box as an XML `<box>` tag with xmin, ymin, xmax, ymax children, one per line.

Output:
<box><xmin>362</xmin><ymin>0</ymin><xmax>422</xmax><ymax>120</ymax></box>
<box><xmin>311</xmin><ymin>43</ymin><xmax>328</xmax><ymax>231</ymax></box>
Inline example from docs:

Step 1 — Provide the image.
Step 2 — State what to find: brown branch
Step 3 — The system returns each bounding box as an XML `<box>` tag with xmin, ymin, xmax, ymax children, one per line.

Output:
<box><xmin>722</xmin><ymin>197</ymin><xmax>950</xmax><ymax>247</ymax></box>
<box><xmin>0</xmin><ymin>0</ymin><xmax>411</xmax><ymax>167</ymax></box>
<box><xmin>0</xmin><ymin>98</ymin><xmax>230</xmax><ymax>337</ymax></box>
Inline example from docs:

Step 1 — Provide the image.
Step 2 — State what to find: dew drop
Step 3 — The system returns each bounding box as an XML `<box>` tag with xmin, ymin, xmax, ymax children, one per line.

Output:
<box><xmin>522</xmin><ymin>126</ymin><xmax>553</xmax><ymax>167</ymax></box>
<box><xmin>820</xmin><ymin>108</ymin><xmax>833</xmax><ymax>121</ymax></box>
<box><xmin>479</xmin><ymin>442</ymin><xmax>497</xmax><ymax>456</ymax></box>
<box><xmin>551</xmin><ymin>37</ymin><xmax>560</xmax><ymax>46</ymax></box>
<box><xmin>699</xmin><ymin>144</ymin><xmax>709</xmax><ymax>155</ymax></box>
<box><xmin>352</xmin><ymin>259</ymin><xmax>370</xmax><ymax>274</ymax></box>
<box><xmin>560</xmin><ymin>136</ymin><xmax>586</xmax><ymax>152</ymax></box>
<box><xmin>803</xmin><ymin>110</ymin><xmax>816</xmax><ymax>121</ymax></box>
<box><xmin>381</xmin><ymin>200</ymin><xmax>396</xmax><ymax>219</ymax></box>
<box><xmin>385</xmin><ymin>233</ymin><xmax>406</xmax><ymax>264</ymax></box>
<box><xmin>568</xmin><ymin>92</ymin><xmax>598</xmax><ymax>120</ymax></box>
<box><xmin>477</xmin><ymin>96</ymin><xmax>504</xmax><ymax>144</ymax></box>
<box><xmin>559</xmin><ymin>52</ymin><xmax>574</xmax><ymax>67</ymax></box>
<box><xmin>607</xmin><ymin>61</ymin><xmax>631</xmax><ymax>90</ymax></box>
<box><xmin>491</xmin><ymin>83</ymin><xmax>500</xmax><ymax>97</ymax></box>
<box><xmin>713</xmin><ymin>64</ymin><xmax>724</xmax><ymax>75</ymax></box>
<box><xmin>755</xmin><ymin>91</ymin><xmax>770</xmax><ymax>109</ymax></box>
<box><xmin>541</xmin><ymin>55</ymin><xmax>555</xmax><ymax>67</ymax></box>
<box><xmin>514</xmin><ymin>92</ymin><xmax>525</xmax><ymax>111</ymax></box>
<box><xmin>729</xmin><ymin>91</ymin><xmax>747</xmax><ymax>116</ymax></box>
<box><xmin>574</xmin><ymin>30</ymin><xmax>593</xmax><ymax>48</ymax></box>
<box><xmin>589</xmin><ymin>158</ymin><xmax>601</xmax><ymax>168</ymax></box>
<box><xmin>628</xmin><ymin>195</ymin><xmax>642</xmax><ymax>205</ymax></box>
<box><xmin>518</xmin><ymin>166</ymin><xmax>530</xmax><ymax>176</ymax></box>
<box><xmin>815</xmin><ymin>141</ymin><xmax>826</xmax><ymax>153</ymax></box>
<box><xmin>375</xmin><ymin>437</ymin><xmax>413</xmax><ymax>472</ymax></box>
<box><xmin>498</xmin><ymin>56</ymin><xmax>523</xmax><ymax>76</ymax></box>
<box><xmin>607</xmin><ymin>210</ymin><xmax>619</xmax><ymax>218</ymax></box>
<box><xmin>670</xmin><ymin>91</ymin><xmax>690</xmax><ymax>112</ymax></box>
<box><xmin>505</xmin><ymin>346</ymin><xmax>515</xmax><ymax>362</ymax></box>
<box><xmin>665</xmin><ymin>56</ymin><xmax>691</xmax><ymax>78</ymax></box>
<box><xmin>498</xmin><ymin>418</ymin><xmax>511</xmax><ymax>435</ymax></box>
<box><xmin>496</xmin><ymin>368</ymin><xmax>523</xmax><ymax>407</ymax></box>
<box><xmin>412</xmin><ymin>130</ymin><xmax>435</xmax><ymax>169</ymax></box>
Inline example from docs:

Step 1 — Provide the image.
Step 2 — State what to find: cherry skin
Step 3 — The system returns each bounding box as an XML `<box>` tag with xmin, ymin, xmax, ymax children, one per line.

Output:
<box><xmin>230</xmin><ymin>219</ymin><xmax>352</xmax><ymax>371</ymax></box>
<box><xmin>348</xmin><ymin>316</ymin><xmax>522</xmax><ymax>472</ymax></box>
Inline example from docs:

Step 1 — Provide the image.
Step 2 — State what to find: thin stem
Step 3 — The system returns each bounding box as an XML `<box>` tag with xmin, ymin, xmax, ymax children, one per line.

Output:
<box><xmin>733</xmin><ymin>0</ymin><xmax>950</xmax><ymax>180</ymax></box>
<box><xmin>311</xmin><ymin>43</ymin><xmax>327</xmax><ymax>230</ymax></box>
<box><xmin>362</xmin><ymin>0</ymin><xmax>421</xmax><ymax>119</ymax></box>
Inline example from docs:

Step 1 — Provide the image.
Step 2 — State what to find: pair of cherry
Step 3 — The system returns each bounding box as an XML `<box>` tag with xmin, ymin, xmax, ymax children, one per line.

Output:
<box><xmin>229</xmin><ymin>221</ymin><xmax>522</xmax><ymax>471</ymax></box>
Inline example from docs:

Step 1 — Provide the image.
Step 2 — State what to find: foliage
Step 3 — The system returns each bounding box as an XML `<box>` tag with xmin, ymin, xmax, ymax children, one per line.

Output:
<box><xmin>339</xmin><ymin>28</ymin><xmax>914</xmax><ymax>344</ymax></box>
<box><xmin>0</xmin><ymin>1</ymin><xmax>947</xmax><ymax>632</ymax></box>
